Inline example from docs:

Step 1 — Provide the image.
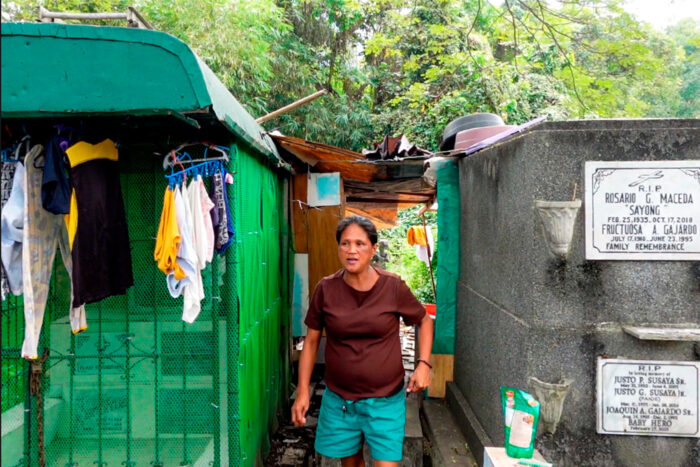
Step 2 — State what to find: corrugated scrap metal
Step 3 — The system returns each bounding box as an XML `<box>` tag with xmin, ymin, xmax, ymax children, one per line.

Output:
<box><xmin>362</xmin><ymin>134</ymin><xmax>431</xmax><ymax>161</ymax></box>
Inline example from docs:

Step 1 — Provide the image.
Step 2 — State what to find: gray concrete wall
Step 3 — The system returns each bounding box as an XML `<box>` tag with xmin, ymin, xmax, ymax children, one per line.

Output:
<box><xmin>454</xmin><ymin>119</ymin><xmax>700</xmax><ymax>466</ymax></box>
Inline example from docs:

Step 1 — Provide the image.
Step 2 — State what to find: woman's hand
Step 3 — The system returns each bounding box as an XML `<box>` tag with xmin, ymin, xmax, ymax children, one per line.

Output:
<box><xmin>292</xmin><ymin>329</ymin><xmax>321</xmax><ymax>426</ymax></box>
<box><xmin>407</xmin><ymin>361</ymin><xmax>431</xmax><ymax>393</ymax></box>
<box><xmin>291</xmin><ymin>389</ymin><xmax>310</xmax><ymax>426</ymax></box>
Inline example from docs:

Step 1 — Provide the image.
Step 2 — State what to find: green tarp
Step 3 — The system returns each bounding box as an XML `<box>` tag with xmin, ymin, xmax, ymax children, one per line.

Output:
<box><xmin>0</xmin><ymin>22</ymin><xmax>283</xmax><ymax>166</ymax></box>
<box><xmin>434</xmin><ymin>160</ymin><xmax>459</xmax><ymax>354</ymax></box>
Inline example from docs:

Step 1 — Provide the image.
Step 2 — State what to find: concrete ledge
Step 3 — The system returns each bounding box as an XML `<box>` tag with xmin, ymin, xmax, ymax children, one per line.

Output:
<box><xmin>2</xmin><ymin>398</ymin><xmax>65</xmax><ymax>466</ymax></box>
<box><xmin>622</xmin><ymin>326</ymin><xmax>700</xmax><ymax>341</ymax></box>
<box><xmin>483</xmin><ymin>447</ymin><xmax>548</xmax><ymax>467</ymax></box>
<box><xmin>422</xmin><ymin>399</ymin><xmax>477</xmax><ymax>466</ymax></box>
<box><xmin>317</xmin><ymin>393</ymin><xmax>423</xmax><ymax>466</ymax></box>
<box><xmin>446</xmin><ymin>382</ymin><xmax>493</xmax><ymax>466</ymax></box>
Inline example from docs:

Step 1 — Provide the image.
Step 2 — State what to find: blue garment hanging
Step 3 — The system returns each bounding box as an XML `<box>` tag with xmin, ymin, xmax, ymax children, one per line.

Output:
<box><xmin>41</xmin><ymin>135</ymin><xmax>72</xmax><ymax>214</ymax></box>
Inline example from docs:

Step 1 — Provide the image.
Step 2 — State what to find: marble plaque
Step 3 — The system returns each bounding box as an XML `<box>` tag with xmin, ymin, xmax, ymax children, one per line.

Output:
<box><xmin>73</xmin><ymin>388</ymin><xmax>127</xmax><ymax>435</ymax></box>
<box><xmin>75</xmin><ymin>332</ymin><xmax>126</xmax><ymax>375</ymax></box>
<box><xmin>585</xmin><ymin>161</ymin><xmax>700</xmax><ymax>260</ymax></box>
<box><xmin>597</xmin><ymin>358</ymin><xmax>699</xmax><ymax>437</ymax></box>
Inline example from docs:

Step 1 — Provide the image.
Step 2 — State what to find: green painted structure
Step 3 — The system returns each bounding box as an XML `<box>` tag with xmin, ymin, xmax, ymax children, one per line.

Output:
<box><xmin>1</xmin><ymin>22</ymin><xmax>292</xmax><ymax>466</ymax></box>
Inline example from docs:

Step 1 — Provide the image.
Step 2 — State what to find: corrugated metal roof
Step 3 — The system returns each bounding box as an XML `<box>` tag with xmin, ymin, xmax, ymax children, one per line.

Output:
<box><xmin>271</xmin><ymin>133</ymin><xmax>435</xmax><ymax>227</ymax></box>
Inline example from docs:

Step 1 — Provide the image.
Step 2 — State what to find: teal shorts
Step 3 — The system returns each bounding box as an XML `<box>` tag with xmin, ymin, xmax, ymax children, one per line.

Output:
<box><xmin>315</xmin><ymin>386</ymin><xmax>406</xmax><ymax>462</ymax></box>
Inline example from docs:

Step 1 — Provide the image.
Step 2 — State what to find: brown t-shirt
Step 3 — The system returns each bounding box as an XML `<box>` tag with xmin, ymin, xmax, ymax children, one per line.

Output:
<box><xmin>304</xmin><ymin>268</ymin><xmax>426</xmax><ymax>401</ymax></box>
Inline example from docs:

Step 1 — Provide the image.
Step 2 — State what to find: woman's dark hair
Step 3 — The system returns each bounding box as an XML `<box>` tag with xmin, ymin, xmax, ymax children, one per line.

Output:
<box><xmin>336</xmin><ymin>215</ymin><xmax>378</xmax><ymax>245</ymax></box>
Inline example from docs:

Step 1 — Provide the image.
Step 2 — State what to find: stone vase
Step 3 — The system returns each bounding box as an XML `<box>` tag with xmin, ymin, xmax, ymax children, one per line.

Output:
<box><xmin>529</xmin><ymin>377</ymin><xmax>573</xmax><ymax>435</ymax></box>
<box><xmin>534</xmin><ymin>200</ymin><xmax>582</xmax><ymax>259</ymax></box>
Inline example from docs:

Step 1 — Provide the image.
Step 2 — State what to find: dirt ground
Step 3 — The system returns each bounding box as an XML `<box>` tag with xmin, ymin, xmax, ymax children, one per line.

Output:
<box><xmin>264</xmin><ymin>372</ymin><xmax>324</xmax><ymax>466</ymax></box>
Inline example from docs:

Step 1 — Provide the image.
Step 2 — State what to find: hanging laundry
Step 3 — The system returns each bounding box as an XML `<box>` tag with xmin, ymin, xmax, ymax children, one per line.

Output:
<box><xmin>21</xmin><ymin>145</ymin><xmax>86</xmax><ymax>360</ymax></box>
<box><xmin>158</xmin><ymin>142</ymin><xmax>231</xmax><ymax>323</ymax></box>
<box><xmin>407</xmin><ymin>225</ymin><xmax>434</xmax><ymax>268</ymax></box>
<box><xmin>1</xmin><ymin>161</ymin><xmax>25</xmax><ymax>296</ymax></box>
<box><xmin>1</xmin><ymin>159</ymin><xmax>17</xmax><ymax>203</ymax></box>
<box><xmin>64</xmin><ymin>139</ymin><xmax>133</xmax><ymax>307</ymax></box>
<box><xmin>188</xmin><ymin>175</ymin><xmax>209</xmax><ymax>268</ymax></box>
<box><xmin>220</xmin><ymin>174</ymin><xmax>235</xmax><ymax>253</ymax></box>
<box><xmin>154</xmin><ymin>186</ymin><xmax>184</xmax><ymax>279</ymax></box>
<box><xmin>211</xmin><ymin>170</ymin><xmax>234</xmax><ymax>253</ymax></box>
<box><xmin>41</xmin><ymin>135</ymin><xmax>72</xmax><ymax>215</ymax></box>
<box><xmin>209</xmin><ymin>186</ymin><xmax>220</xmax><ymax>246</ymax></box>
<box><xmin>198</xmin><ymin>177</ymin><xmax>215</xmax><ymax>263</ymax></box>
<box><xmin>1</xmin><ymin>159</ymin><xmax>18</xmax><ymax>299</ymax></box>
<box><xmin>180</xmin><ymin>183</ymin><xmax>205</xmax><ymax>323</ymax></box>
<box><xmin>407</xmin><ymin>225</ymin><xmax>428</xmax><ymax>246</ymax></box>
<box><xmin>166</xmin><ymin>185</ymin><xmax>196</xmax><ymax>299</ymax></box>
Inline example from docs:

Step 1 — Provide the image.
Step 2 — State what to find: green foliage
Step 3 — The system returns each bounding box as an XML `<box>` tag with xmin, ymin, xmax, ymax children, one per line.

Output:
<box><xmin>2</xmin><ymin>0</ymin><xmax>698</xmax><ymax>151</ymax></box>
<box><xmin>142</xmin><ymin>0</ymin><xmax>290</xmax><ymax>113</ymax></box>
<box><xmin>379</xmin><ymin>206</ymin><xmax>437</xmax><ymax>304</ymax></box>
<box><xmin>667</xmin><ymin>19</ymin><xmax>700</xmax><ymax>118</ymax></box>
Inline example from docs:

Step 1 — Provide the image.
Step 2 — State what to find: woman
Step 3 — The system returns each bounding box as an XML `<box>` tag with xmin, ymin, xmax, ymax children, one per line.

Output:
<box><xmin>292</xmin><ymin>215</ymin><xmax>434</xmax><ymax>467</ymax></box>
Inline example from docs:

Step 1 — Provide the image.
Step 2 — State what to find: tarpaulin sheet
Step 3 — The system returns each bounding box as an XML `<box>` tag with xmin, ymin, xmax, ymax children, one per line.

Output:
<box><xmin>434</xmin><ymin>160</ymin><xmax>459</xmax><ymax>354</ymax></box>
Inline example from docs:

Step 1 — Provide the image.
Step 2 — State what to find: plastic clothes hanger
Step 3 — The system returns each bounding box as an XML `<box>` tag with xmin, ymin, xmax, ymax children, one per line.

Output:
<box><xmin>161</xmin><ymin>142</ymin><xmax>229</xmax><ymax>170</ymax></box>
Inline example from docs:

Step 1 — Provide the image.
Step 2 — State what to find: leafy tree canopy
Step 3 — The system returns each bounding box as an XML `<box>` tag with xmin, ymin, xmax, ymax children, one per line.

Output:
<box><xmin>3</xmin><ymin>0</ymin><xmax>698</xmax><ymax>151</ymax></box>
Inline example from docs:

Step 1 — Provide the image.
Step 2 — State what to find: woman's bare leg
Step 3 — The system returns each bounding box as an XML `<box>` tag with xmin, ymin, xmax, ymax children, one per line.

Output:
<box><xmin>341</xmin><ymin>450</ymin><xmax>365</xmax><ymax>467</ymax></box>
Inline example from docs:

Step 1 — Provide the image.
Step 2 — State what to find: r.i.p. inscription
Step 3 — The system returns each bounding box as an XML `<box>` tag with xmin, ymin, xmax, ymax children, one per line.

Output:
<box><xmin>597</xmin><ymin>358</ymin><xmax>699</xmax><ymax>437</ymax></box>
<box><xmin>585</xmin><ymin>161</ymin><xmax>700</xmax><ymax>260</ymax></box>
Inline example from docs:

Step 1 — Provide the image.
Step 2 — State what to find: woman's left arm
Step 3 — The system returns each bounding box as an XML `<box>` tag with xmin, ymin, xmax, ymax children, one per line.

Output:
<box><xmin>407</xmin><ymin>313</ymin><xmax>434</xmax><ymax>393</ymax></box>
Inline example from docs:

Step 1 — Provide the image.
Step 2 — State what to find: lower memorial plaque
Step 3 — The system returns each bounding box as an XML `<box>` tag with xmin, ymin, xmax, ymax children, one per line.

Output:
<box><xmin>597</xmin><ymin>358</ymin><xmax>699</xmax><ymax>437</ymax></box>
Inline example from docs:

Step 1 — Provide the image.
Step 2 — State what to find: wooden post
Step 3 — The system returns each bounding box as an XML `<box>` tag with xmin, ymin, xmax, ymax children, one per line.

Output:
<box><xmin>256</xmin><ymin>89</ymin><xmax>328</xmax><ymax>124</ymax></box>
<box><xmin>428</xmin><ymin>354</ymin><xmax>454</xmax><ymax>398</ymax></box>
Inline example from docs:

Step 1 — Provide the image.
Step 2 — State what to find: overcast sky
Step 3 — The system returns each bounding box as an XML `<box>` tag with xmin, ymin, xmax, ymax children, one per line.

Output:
<box><xmin>622</xmin><ymin>0</ymin><xmax>699</xmax><ymax>29</ymax></box>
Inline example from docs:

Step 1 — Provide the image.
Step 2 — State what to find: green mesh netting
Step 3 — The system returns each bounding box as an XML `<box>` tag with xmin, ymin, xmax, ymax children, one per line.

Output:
<box><xmin>0</xmin><ymin>141</ymin><xmax>290</xmax><ymax>467</ymax></box>
<box><xmin>234</xmin><ymin>145</ymin><xmax>290</xmax><ymax>464</ymax></box>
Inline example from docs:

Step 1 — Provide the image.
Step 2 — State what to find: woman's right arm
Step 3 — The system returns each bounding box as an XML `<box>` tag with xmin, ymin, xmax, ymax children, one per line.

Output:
<box><xmin>291</xmin><ymin>328</ymin><xmax>322</xmax><ymax>426</ymax></box>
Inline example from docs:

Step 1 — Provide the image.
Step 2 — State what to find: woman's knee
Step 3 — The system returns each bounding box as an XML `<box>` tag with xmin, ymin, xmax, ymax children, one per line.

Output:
<box><xmin>340</xmin><ymin>450</ymin><xmax>365</xmax><ymax>467</ymax></box>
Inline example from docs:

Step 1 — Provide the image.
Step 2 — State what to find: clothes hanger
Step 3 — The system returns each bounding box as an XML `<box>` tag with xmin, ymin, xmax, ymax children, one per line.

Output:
<box><xmin>161</xmin><ymin>142</ymin><xmax>229</xmax><ymax>170</ymax></box>
<box><xmin>1</xmin><ymin>147</ymin><xmax>20</xmax><ymax>163</ymax></box>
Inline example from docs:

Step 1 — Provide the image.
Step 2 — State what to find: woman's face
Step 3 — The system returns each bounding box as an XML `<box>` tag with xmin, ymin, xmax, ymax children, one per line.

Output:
<box><xmin>338</xmin><ymin>224</ymin><xmax>378</xmax><ymax>275</ymax></box>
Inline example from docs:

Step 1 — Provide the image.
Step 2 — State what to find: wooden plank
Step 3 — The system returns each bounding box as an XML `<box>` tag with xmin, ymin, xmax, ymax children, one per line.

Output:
<box><xmin>292</xmin><ymin>173</ymin><xmax>308</xmax><ymax>253</ymax></box>
<box><xmin>346</xmin><ymin>192</ymin><xmax>432</xmax><ymax>203</ymax></box>
<box><xmin>344</xmin><ymin>178</ymin><xmax>435</xmax><ymax>195</ymax></box>
<box><xmin>428</xmin><ymin>354</ymin><xmax>454</xmax><ymax>398</ymax></box>
<box><xmin>307</xmin><ymin>178</ymin><xmax>344</xmax><ymax>294</ymax></box>
<box><xmin>308</xmin><ymin>205</ymin><xmax>343</xmax><ymax>293</ymax></box>
<box><xmin>316</xmin><ymin>160</ymin><xmax>378</xmax><ymax>182</ymax></box>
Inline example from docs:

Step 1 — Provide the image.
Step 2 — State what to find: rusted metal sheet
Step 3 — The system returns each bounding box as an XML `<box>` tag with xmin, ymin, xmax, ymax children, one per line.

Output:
<box><xmin>346</xmin><ymin>203</ymin><xmax>398</xmax><ymax>229</ymax></box>
<box><xmin>314</xmin><ymin>160</ymin><xmax>377</xmax><ymax>182</ymax></box>
<box><xmin>344</xmin><ymin>179</ymin><xmax>433</xmax><ymax>206</ymax></box>
<box><xmin>271</xmin><ymin>135</ymin><xmax>364</xmax><ymax>162</ymax></box>
<box><xmin>271</xmin><ymin>133</ymin><xmax>436</xmax><ymax>229</ymax></box>
<box><xmin>271</xmin><ymin>134</ymin><xmax>429</xmax><ymax>183</ymax></box>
